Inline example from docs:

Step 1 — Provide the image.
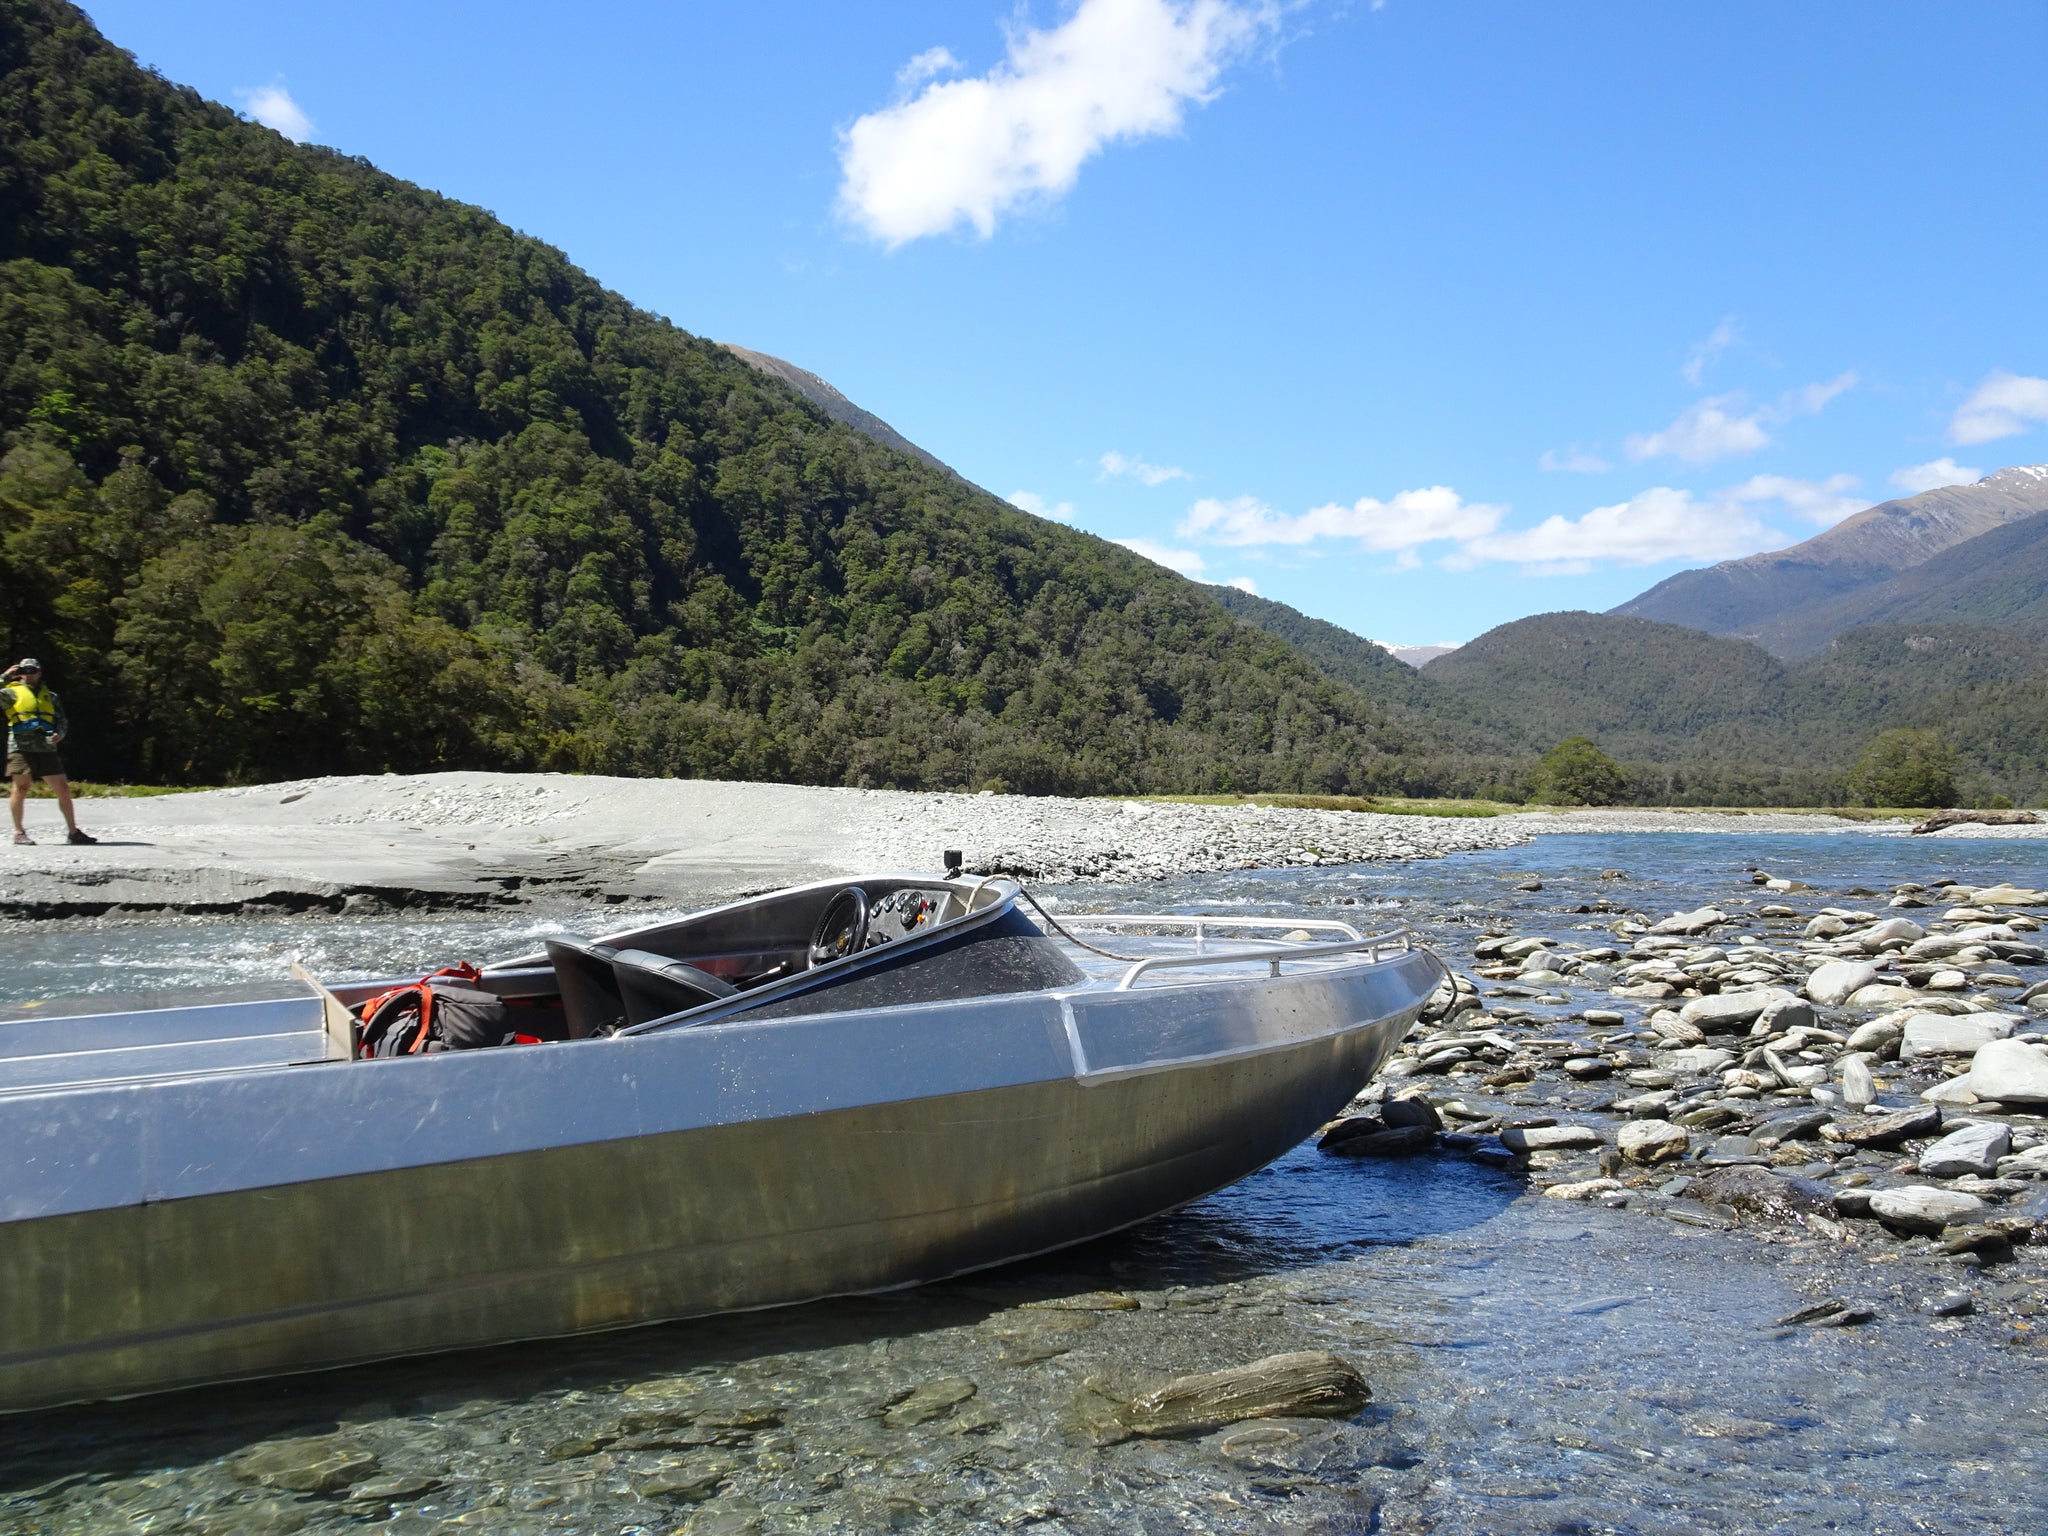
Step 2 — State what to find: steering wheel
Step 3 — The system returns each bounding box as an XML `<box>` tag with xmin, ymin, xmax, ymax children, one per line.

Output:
<box><xmin>808</xmin><ymin>886</ymin><xmax>870</xmax><ymax>967</ymax></box>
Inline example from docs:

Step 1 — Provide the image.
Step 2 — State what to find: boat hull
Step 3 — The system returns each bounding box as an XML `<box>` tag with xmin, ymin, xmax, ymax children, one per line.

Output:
<box><xmin>0</xmin><ymin>951</ymin><xmax>1432</xmax><ymax>1411</ymax></box>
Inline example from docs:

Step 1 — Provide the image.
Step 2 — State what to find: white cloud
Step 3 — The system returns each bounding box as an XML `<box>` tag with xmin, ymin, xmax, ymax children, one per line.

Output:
<box><xmin>1539</xmin><ymin>446</ymin><xmax>1611</xmax><ymax>474</ymax></box>
<box><xmin>1950</xmin><ymin>370</ymin><xmax>2048</xmax><ymax>444</ymax></box>
<box><xmin>897</xmin><ymin>46</ymin><xmax>963</xmax><ymax>90</ymax></box>
<box><xmin>1177</xmin><ymin>486</ymin><xmax>1506</xmax><ymax>551</ymax></box>
<box><xmin>1681</xmin><ymin>316</ymin><xmax>1739</xmax><ymax>386</ymax></box>
<box><xmin>1625</xmin><ymin>372</ymin><xmax>1856</xmax><ymax>465</ymax></box>
<box><xmin>1889</xmin><ymin>457</ymin><xmax>1983</xmax><ymax>496</ymax></box>
<box><xmin>1222</xmin><ymin>575</ymin><xmax>1257</xmax><ymax>593</ymax></box>
<box><xmin>1115</xmin><ymin>536</ymin><xmax>1208</xmax><ymax>576</ymax></box>
<box><xmin>1786</xmin><ymin>371</ymin><xmax>1858</xmax><ymax>416</ymax></box>
<box><xmin>1100</xmin><ymin>449</ymin><xmax>1191</xmax><ymax>485</ymax></box>
<box><xmin>837</xmin><ymin>0</ymin><xmax>1272</xmax><ymax>246</ymax></box>
<box><xmin>238</xmin><ymin>81</ymin><xmax>314</xmax><ymax>143</ymax></box>
<box><xmin>1625</xmin><ymin>394</ymin><xmax>1770</xmax><ymax>465</ymax></box>
<box><xmin>1459</xmin><ymin>486</ymin><xmax>1786</xmax><ymax>570</ymax></box>
<box><xmin>1008</xmin><ymin>489</ymin><xmax>1076</xmax><ymax>521</ymax></box>
<box><xmin>1721</xmin><ymin>472</ymin><xmax>1868</xmax><ymax>527</ymax></box>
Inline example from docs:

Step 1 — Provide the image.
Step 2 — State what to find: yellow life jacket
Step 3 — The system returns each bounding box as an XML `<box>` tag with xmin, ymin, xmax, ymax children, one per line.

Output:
<box><xmin>3</xmin><ymin>682</ymin><xmax>60</xmax><ymax>740</ymax></box>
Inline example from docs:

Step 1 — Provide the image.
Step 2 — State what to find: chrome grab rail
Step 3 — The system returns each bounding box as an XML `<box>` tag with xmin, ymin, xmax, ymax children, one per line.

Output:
<box><xmin>1048</xmin><ymin>913</ymin><xmax>1413</xmax><ymax>990</ymax></box>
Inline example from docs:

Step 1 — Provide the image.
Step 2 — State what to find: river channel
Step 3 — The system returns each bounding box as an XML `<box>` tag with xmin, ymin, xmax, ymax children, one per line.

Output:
<box><xmin>3</xmin><ymin>832</ymin><xmax>2044</xmax><ymax>1534</ymax></box>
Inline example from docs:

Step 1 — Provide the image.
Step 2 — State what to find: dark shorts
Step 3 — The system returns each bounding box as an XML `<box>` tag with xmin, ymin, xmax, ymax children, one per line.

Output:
<box><xmin>6</xmin><ymin>748</ymin><xmax>64</xmax><ymax>780</ymax></box>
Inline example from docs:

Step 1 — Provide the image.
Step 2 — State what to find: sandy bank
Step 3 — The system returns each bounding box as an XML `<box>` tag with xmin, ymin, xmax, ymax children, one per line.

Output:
<box><xmin>0</xmin><ymin>772</ymin><xmax>1979</xmax><ymax>920</ymax></box>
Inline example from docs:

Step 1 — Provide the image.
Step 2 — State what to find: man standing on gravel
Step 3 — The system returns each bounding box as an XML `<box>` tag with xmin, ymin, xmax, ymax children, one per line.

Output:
<box><xmin>4</xmin><ymin>657</ymin><xmax>95</xmax><ymax>846</ymax></box>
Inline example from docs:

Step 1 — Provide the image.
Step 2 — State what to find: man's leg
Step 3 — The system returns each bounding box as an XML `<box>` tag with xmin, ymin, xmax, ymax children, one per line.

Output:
<box><xmin>8</xmin><ymin>771</ymin><xmax>27</xmax><ymax>837</ymax></box>
<box><xmin>45</xmin><ymin>772</ymin><xmax>80</xmax><ymax>833</ymax></box>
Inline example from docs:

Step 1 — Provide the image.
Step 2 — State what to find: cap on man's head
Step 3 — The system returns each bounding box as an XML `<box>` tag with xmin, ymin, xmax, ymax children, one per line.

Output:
<box><xmin>16</xmin><ymin>658</ymin><xmax>41</xmax><ymax>670</ymax></box>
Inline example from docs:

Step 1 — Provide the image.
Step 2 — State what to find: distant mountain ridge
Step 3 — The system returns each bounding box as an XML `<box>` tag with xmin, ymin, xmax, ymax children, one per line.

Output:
<box><xmin>1751</xmin><ymin>507</ymin><xmax>2048</xmax><ymax>657</ymax></box>
<box><xmin>1614</xmin><ymin>465</ymin><xmax>2048</xmax><ymax>654</ymax></box>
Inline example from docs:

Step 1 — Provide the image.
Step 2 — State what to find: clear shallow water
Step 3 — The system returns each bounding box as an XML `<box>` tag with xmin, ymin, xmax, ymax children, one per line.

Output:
<box><xmin>4</xmin><ymin>832</ymin><xmax>2046</xmax><ymax>1534</ymax></box>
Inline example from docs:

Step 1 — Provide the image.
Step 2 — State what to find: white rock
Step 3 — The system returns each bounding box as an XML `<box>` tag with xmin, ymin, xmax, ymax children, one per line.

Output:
<box><xmin>1845</xmin><ymin>984</ymin><xmax>1921</xmax><ymax>1010</ymax></box>
<box><xmin>1617</xmin><ymin>1119</ymin><xmax>1690</xmax><ymax>1165</ymax></box>
<box><xmin>1926</xmin><ymin>970</ymin><xmax>1969</xmax><ymax>990</ymax></box>
<box><xmin>1921</xmin><ymin>1076</ymin><xmax>1981</xmax><ymax>1106</ymax></box>
<box><xmin>1653</xmin><ymin>1046</ymin><xmax>1737</xmax><ymax>1075</ymax></box>
<box><xmin>1844</xmin><ymin>1019</ymin><xmax>1903</xmax><ymax>1056</ymax></box>
<box><xmin>1918</xmin><ymin>1122</ymin><xmax>2012</xmax><ymax>1179</ymax></box>
<box><xmin>1805</xmin><ymin>960</ymin><xmax>1879</xmax><ymax>1006</ymax></box>
<box><xmin>1839</xmin><ymin>1054</ymin><xmax>1877</xmax><ymax>1109</ymax></box>
<box><xmin>1899</xmin><ymin>1014</ymin><xmax>2018</xmax><ymax>1060</ymax></box>
<box><xmin>1649</xmin><ymin>906</ymin><xmax>1729</xmax><ymax>936</ymax></box>
<box><xmin>1998</xmin><ymin>1145</ymin><xmax>2048</xmax><ymax>1177</ymax></box>
<box><xmin>1966</xmin><ymin>884</ymin><xmax>2048</xmax><ymax>907</ymax></box>
<box><xmin>1857</xmin><ymin>917</ymin><xmax>1926</xmax><ymax>951</ymax></box>
<box><xmin>1867</xmin><ymin>1186</ymin><xmax>1987</xmax><ymax>1234</ymax></box>
<box><xmin>1500</xmin><ymin>1124</ymin><xmax>1605</xmax><ymax>1152</ymax></box>
<box><xmin>1804</xmin><ymin>915</ymin><xmax>1847</xmax><ymax>939</ymax></box>
<box><xmin>1962</xmin><ymin>1038</ymin><xmax>2048</xmax><ymax>1104</ymax></box>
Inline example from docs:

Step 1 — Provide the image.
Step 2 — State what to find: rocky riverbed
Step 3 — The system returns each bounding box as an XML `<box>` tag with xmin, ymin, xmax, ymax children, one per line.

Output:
<box><xmin>4</xmin><ymin>829</ymin><xmax>2047</xmax><ymax>1534</ymax></box>
<box><xmin>1320</xmin><ymin>862</ymin><xmax>2048</xmax><ymax>1352</ymax></box>
<box><xmin>8</xmin><ymin>769</ymin><xmax>2014</xmax><ymax>922</ymax></box>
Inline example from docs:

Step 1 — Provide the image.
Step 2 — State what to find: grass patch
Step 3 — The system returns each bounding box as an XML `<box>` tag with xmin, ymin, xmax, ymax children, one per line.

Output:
<box><xmin>1133</xmin><ymin>793</ymin><xmax>1505</xmax><ymax>819</ymax></box>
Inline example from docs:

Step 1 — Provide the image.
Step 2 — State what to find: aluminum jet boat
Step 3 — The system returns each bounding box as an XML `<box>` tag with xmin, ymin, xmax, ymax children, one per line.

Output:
<box><xmin>0</xmin><ymin>873</ymin><xmax>1439</xmax><ymax>1412</ymax></box>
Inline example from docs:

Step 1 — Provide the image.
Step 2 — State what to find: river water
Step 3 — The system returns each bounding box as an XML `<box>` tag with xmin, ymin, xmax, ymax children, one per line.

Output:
<box><xmin>4</xmin><ymin>832</ymin><xmax>2045</xmax><ymax>1534</ymax></box>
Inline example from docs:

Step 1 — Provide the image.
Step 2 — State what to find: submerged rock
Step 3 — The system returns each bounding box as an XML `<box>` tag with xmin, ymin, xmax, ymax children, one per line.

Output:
<box><xmin>1116</xmin><ymin>1351</ymin><xmax>1371</xmax><ymax>1438</ymax></box>
<box><xmin>233</xmin><ymin>1437</ymin><xmax>379</xmax><ymax>1495</ymax></box>
<box><xmin>1821</xmin><ymin>1104</ymin><xmax>1941</xmax><ymax>1149</ymax></box>
<box><xmin>1691</xmin><ymin>1165</ymin><xmax>1832</xmax><ymax>1219</ymax></box>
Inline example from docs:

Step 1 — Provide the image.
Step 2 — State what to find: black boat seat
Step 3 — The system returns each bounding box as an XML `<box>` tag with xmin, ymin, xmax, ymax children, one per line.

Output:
<box><xmin>544</xmin><ymin>938</ymin><xmax>626</xmax><ymax>1038</ymax></box>
<box><xmin>610</xmin><ymin>949</ymin><xmax>738</xmax><ymax>1025</ymax></box>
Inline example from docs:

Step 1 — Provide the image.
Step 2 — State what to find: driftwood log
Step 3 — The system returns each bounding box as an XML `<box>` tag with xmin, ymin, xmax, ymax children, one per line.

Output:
<box><xmin>1909</xmin><ymin>808</ymin><xmax>2041</xmax><ymax>835</ymax></box>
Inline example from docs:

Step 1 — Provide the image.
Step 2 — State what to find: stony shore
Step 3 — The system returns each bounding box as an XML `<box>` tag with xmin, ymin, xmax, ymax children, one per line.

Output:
<box><xmin>11</xmin><ymin>770</ymin><xmax>2035</xmax><ymax>921</ymax></box>
<box><xmin>1325</xmin><ymin>866</ymin><xmax>2048</xmax><ymax>1339</ymax></box>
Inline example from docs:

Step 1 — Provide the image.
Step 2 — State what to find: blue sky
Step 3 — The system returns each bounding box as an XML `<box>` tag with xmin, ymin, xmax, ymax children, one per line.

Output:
<box><xmin>83</xmin><ymin>0</ymin><xmax>2048</xmax><ymax>647</ymax></box>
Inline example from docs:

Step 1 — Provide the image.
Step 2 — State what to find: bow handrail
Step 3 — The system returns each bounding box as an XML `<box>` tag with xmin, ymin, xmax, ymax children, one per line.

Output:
<box><xmin>1046</xmin><ymin>913</ymin><xmax>1414</xmax><ymax>989</ymax></box>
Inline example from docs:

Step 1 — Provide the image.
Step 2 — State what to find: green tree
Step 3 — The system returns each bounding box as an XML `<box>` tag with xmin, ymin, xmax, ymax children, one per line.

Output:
<box><xmin>1846</xmin><ymin>728</ymin><xmax>1959</xmax><ymax>808</ymax></box>
<box><xmin>1529</xmin><ymin>736</ymin><xmax>1628</xmax><ymax>806</ymax></box>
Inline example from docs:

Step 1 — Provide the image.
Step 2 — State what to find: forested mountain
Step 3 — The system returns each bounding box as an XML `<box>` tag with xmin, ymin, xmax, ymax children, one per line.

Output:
<box><xmin>1614</xmin><ymin>466</ymin><xmax>2048</xmax><ymax>653</ymax></box>
<box><xmin>0</xmin><ymin>0</ymin><xmax>1449</xmax><ymax>795</ymax></box>
<box><xmin>1404</xmin><ymin>611</ymin><xmax>2048</xmax><ymax>803</ymax></box>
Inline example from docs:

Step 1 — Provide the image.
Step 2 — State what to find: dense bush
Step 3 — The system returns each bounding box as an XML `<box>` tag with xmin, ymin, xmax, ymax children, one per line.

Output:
<box><xmin>1846</xmin><ymin>729</ymin><xmax>1959</xmax><ymax>809</ymax></box>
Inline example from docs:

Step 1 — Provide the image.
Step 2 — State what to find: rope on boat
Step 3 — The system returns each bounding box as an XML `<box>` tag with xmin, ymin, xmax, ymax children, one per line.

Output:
<box><xmin>1015</xmin><ymin>884</ymin><xmax>1153</xmax><ymax>961</ymax></box>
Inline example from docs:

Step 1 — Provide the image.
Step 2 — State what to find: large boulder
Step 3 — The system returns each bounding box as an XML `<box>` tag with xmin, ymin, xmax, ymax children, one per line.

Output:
<box><xmin>1899</xmin><ymin>1013</ymin><xmax>2017</xmax><ymax>1061</ymax></box>
<box><xmin>1918</xmin><ymin>1122</ymin><xmax>2013</xmax><ymax>1179</ymax></box>
<box><xmin>1805</xmin><ymin>960</ymin><xmax>1879</xmax><ymax>1007</ymax></box>
<box><xmin>1857</xmin><ymin>917</ymin><xmax>1926</xmax><ymax>952</ymax></box>
<box><xmin>1679</xmin><ymin>987</ymin><xmax>1798</xmax><ymax>1034</ymax></box>
<box><xmin>1617</xmin><ymin>1119</ymin><xmax>1690</xmax><ymax>1165</ymax></box>
<box><xmin>1649</xmin><ymin>907</ymin><xmax>1730</xmax><ymax>936</ymax></box>
<box><xmin>1960</xmin><ymin>1039</ymin><xmax>2048</xmax><ymax>1104</ymax></box>
<box><xmin>1845</xmin><ymin>984</ymin><xmax>1922</xmax><ymax>1010</ymax></box>
<box><xmin>1821</xmin><ymin>1104</ymin><xmax>1941</xmax><ymax>1148</ymax></box>
<box><xmin>1867</xmin><ymin>1186</ymin><xmax>1987</xmax><ymax>1235</ymax></box>
<box><xmin>1652</xmin><ymin>1046</ymin><xmax>1737</xmax><ymax>1076</ymax></box>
